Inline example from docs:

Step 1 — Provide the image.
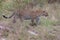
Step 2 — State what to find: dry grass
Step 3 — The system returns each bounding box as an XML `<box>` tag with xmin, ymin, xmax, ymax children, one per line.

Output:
<box><xmin>0</xmin><ymin>18</ymin><xmax>59</xmax><ymax>40</ymax></box>
<box><xmin>0</xmin><ymin>2</ymin><xmax>60</xmax><ymax>40</ymax></box>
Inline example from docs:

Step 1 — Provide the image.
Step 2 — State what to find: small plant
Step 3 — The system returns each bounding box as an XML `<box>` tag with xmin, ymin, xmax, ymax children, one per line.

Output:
<box><xmin>3</xmin><ymin>29</ymin><xmax>9</xmax><ymax>38</ymax></box>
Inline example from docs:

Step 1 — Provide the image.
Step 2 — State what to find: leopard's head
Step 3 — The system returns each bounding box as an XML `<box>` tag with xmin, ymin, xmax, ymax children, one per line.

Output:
<box><xmin>41</xmin><ymin>11</ymin><xmax>48</xmax><ymax>17</ymax></box>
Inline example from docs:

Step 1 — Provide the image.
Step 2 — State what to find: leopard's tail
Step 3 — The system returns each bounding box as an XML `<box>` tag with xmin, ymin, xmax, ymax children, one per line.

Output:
<box><xmin>2</xmin><ymin>13</ymin><xmax>15</xmax><ymax>19</ymax></box>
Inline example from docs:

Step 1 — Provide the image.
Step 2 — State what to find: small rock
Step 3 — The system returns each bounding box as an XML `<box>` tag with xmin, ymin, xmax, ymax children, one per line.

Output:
<box><xmin>28</xmin><ymin>30</ymin><xmax>38</xmax><ymax>36</ymax></box>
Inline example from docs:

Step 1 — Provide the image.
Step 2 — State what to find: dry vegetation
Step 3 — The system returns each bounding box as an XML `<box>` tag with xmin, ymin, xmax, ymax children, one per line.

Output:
<box><xmin>0</xmin><ymin>0</ymin><xmax>60</xmax><ymax>40</ymax></box>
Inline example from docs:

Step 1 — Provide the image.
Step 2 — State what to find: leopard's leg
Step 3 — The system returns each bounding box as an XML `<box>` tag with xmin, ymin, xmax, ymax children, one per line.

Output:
<box><xmin>13</xmin><ymin>16</ymin><xmax>16</xmax><ymax>23</ymax></box>
<box><xmin>30</xmin><ymin>18</ymin><xmax>35</xmax><ymax>26</ymax></box>
<box><xmin>35</xmin><ymin>17</ymin><xmax>40</xmax><ymax>25</ymax></box>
